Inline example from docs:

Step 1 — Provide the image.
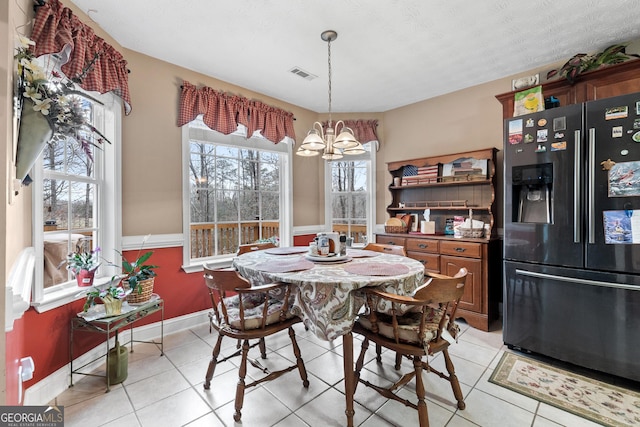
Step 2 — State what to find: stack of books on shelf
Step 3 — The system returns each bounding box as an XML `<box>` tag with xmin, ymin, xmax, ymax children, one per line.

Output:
<box><xmin>402</xmin><ymin>165</ymin><xmax>439</xmax><ymax>185</ymax></box>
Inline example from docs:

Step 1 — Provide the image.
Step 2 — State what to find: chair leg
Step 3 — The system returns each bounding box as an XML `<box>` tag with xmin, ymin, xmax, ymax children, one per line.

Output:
<box><xmin>395</xmin><ymin>352</ymin><xmax>403</xmax><ymax>370</ymax></box>
<box><xmin>413</xmin><ymin>356</ymin><xmax>430</xmax><ymax>427</ymax></box>
<box><xmin>288</xmin><ymin>327</ymin><xmax>309</xmax><ymax>387</ymax></box>
<box><xmin>354</xmin><ymin>338</ymin><xmax>369</xmax><ymax>387</ymax></box>
<box><xmin>234</xmin><ymin>339</ymin><xmax>250</xmax><ymax>422</ymax></box>
<box><xmin>259</xmin><ymin>337</ymin><xmax>267</xmax><ymax>359</ymax></box>
<box><xmin>375</xmin><ymin>343</ymin><xmax>382</xmax><ymax>363</ymax></box>
<box><xmin>204</xmin><ymin>334</ymin><xmax>224</xmax><ymax>390</ymax></box>
<box><xmin>443</xmin><ymin>349</ymin><xmax>466</xmax><ymax>410</ymax></box>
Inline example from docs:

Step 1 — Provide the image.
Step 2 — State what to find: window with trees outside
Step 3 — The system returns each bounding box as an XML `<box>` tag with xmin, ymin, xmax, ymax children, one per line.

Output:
<box><xmin>183</xmin><ymin>118</ymin><xmax>292</xmax><ymax>268</ymax></box>
<box><xmin>326</xmin><ymin>144</ymin><xmax>376</xmax><ymax>244</ymax></box>
<box><xmin>32</xmin><ymin>91</ymin><xmax>120</xmax><ymax>312</ymax></box>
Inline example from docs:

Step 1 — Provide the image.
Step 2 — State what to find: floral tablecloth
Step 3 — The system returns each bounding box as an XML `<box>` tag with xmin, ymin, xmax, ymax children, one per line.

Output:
<box><xmin>233</xmin><ymin>247</ymin><xmax>424</xmax><ymax>341</ymax></box>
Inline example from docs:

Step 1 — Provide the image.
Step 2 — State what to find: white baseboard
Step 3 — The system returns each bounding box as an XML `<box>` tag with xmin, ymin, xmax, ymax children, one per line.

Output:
<box><xmin>24</xmin><ymin>309</ymin><xmax>210</xmax><ymax>406</ymax></box>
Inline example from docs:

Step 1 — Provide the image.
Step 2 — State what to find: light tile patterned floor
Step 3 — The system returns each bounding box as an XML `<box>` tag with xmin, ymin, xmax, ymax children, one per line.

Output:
<box><xmin>51</xmin><ymin>320</ymin><xmax>631</xmax><ymax>426</ymax></box>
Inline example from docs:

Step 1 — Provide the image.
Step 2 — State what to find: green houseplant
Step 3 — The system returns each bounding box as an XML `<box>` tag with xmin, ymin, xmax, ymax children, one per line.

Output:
<box><xmin>82</xmin><ymin>282</ymin><xmax>132</xmax><ymax>315</ymax></box>
<box><xmin>116</xmin><ymin>236</ymin><xmax>158</xmax><ymax>303</ymax></box>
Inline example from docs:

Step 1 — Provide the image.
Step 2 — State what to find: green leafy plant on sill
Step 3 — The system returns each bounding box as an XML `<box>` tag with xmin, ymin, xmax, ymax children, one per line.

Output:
<box><xmin>62</xmin><ymin>246</ymin><xmax>101</xmax><ymax>274</ymax></box>
<box><xmin>547</xmin><ymin>44</ymin><xmax>640</xmax><ymax>85</ymax></box>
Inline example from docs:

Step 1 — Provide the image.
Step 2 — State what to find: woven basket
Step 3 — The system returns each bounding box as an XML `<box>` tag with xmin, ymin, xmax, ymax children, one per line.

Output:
<box><xmin>457</xmin><ymin>227</ymin><xmax>484</xmax><ymax>238</ymax></box>
<box><xmin>384</xmin><ymin>225</ymin><xmax>408</xmax><ymax>234</ymax></box>
<box><xmin>125</xmin><ymin>278</ymin><xmax>155</xmax><ymax>304</ymax></box>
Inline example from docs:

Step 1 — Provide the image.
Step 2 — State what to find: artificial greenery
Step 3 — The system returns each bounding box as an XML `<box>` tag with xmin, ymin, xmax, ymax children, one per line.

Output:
<box><xmin>63</xmin><ymin>246</ymin><xmax>101</xmax><ymax>273</ymax></box>
<box><xmin>547</xmin><ymin>44</ymin><xmax>640</xmax><ymax>84</ymax></box>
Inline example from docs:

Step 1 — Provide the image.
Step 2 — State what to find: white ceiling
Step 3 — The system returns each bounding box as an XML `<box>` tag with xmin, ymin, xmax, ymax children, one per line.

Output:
<box><xmin>69</xmin><ymin>0</ymin><xmax>640</xmax><ymax>113</ymax></box>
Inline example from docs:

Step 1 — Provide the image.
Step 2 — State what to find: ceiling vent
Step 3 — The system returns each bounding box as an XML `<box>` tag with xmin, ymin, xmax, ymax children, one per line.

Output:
<box><xmin>289</xmin><ymin>67</ymin><xmax>317</xmax><ymax>81</ymax></box>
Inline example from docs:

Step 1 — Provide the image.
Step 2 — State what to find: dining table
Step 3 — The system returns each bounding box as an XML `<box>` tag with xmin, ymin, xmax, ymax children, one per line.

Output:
<box><xmin>232</xmin><ymin>246</ymin><xmax>425</xmax><ymax>427</ymax></box>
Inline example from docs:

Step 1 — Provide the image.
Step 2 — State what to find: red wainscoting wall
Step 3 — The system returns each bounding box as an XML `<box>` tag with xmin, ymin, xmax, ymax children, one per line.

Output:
<box><xmin>5</xmin><ymin>246</ymin><xmax>209</xmax><ymax>405</ymax></box>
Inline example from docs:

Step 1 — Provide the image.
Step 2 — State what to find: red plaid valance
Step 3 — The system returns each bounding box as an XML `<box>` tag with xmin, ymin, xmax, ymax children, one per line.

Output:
<box><xmin>30</xmin><ymin>0</ymin><xmax>132</xmax><ymax>114</ymax></box>
<box><xmin>321</xmin><ymin>119</ymin><xmax>379</xmax><ymax>144</ymax></box>
<box><xmin>179</xmin><ymin>81</ymin><xmax>296</xmax><ymax>144</ymax></box>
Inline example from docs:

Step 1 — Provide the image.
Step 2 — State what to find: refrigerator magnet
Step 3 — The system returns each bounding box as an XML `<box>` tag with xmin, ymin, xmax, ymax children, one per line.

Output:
<box><xmin>605</xmin><ymin>106</ymin><xmax>628</xmax><ymax>120</ymax></box>
<box><xmin>537</xmin><ymin>118</ymin><xmax>547</xmax><ymax>126</ymax></box>
<box><xmin>535</xmin><ymin>144</ymin><xmax>547</xmax><ymax>153</ymax></box>
<box><xmin>636</xmin><ymin>101</ymin><xmax>640</xmax><ymax>115</ymax></box>
<box><xmin>551</xmin><ymin>141</ymin><xmax>567</xmax><ymax>151</ymax></box>
<box><xmin>554</xmin><ymin>132</ymin><xmax>565</xmax><ymax>139</ymax></box>
<box><xmin>612</xmin><ymin>126</ymin><xmax>623</xmax><ymax>138</ymax></box>
<box><xmin>537</xmin><ymin>129</ymin><xmax>548</xmax><ymax>142</ymax></box>
<box><xmin>508</xmin><ymin>119</ymin><xmax>523</xmax><ymax>145</ymax></box>
<box><xmin>525</xmin><ymin>118</ymin><xmax>534</xmax><ymax>127</ymax></box>
<box><xmin>524</xmin><ymin>134</ymin><xmax>534</xmax><ymax>143</ymax></box>
<box><xmin>632</xmin><ymin>131</ymin><xmax>640</xmax><ymax>142</ymax></box>
<box><xmin>634</xmin><ymin>119</ymin><xmax>640</xmax><ymax>129</ymax></box>
<box><xmin>552</xmin><ymin>117</ymin><xmax>566</xmax><ymax>131</ymax></box>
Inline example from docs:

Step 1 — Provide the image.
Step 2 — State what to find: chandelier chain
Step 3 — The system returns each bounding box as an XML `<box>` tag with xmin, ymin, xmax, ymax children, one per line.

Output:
<box><xmin>327</xmin><ymin>36</ymin><xmax>332</xmax><ymax>126</ymax></box>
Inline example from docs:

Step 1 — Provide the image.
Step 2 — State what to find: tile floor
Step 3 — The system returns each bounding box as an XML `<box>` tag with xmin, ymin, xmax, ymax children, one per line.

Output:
<box><xmin>51</xmin><ymin>319</ymin><xmax>632</xmax><ymax>427</ymax></box>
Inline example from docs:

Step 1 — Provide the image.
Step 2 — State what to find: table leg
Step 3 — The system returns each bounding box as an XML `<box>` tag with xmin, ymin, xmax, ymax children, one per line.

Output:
<box><xmin>343</xmin><ymin>332</ymin><xmax>355</xmax><ymax>427</ymax></box>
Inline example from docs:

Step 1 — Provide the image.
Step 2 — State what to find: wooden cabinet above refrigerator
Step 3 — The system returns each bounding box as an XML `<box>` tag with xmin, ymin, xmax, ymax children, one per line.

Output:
<box><xmin>496</xmin><ymin>60</ymin><xmax>640</xmax><ymax>119</ymax></box>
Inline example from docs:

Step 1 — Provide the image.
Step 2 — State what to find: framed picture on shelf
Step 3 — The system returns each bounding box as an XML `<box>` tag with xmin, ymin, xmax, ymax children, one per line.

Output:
<box><xmin>410</xmin><ymin>214</ymin><xmax>419</xmax><ymax>232</ymax></box>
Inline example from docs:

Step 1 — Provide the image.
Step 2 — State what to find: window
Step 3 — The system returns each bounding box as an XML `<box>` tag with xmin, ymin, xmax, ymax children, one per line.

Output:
<box><xmin>31</xmin><ymin>91</ymin><xmax>121</xmax><ymax>312</ymax></box>
<box><xmin>182</xmin><ymin>118</ymin><xmax>292</xmax><ymax>270</ymax></box>
<box><xmin>325</xmin><ymin>143</ymin><xmax>376</xmax><ymax>244</ymax></box>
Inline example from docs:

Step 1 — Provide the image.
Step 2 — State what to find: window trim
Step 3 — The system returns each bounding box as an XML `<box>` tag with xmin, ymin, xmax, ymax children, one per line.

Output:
<box><xmin>181</xmin><ymin>122</ymin><xmax>293</xmax><ymax>272</ymax></box>
<box><xmin>324</xmin><ymin>143</ymin><xmax>377</xmax><ymax>243</ymax></box>
<box><xmin>31</xmin><ymin>93</ymin><xmax>122</xmax><ymax>313</ymax></box>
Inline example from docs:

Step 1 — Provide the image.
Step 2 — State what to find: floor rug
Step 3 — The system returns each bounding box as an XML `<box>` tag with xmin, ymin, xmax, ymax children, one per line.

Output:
<box><xmin>489</xmin><ymin>352</ymin><xmax>640</xmax><ymax>427</ymax></box>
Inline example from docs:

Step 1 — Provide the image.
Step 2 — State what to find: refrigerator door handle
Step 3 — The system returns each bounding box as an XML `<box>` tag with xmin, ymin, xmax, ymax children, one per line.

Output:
<box><xmin>574</xmin><ymin>130</ymin><xmax>581</xmax><ymax>243</ymax></box>
<box><xmin>588</xmin><ymin>128</ymin><xmax>596</xmax><ymax>244</ymax></box>
<box><xmin>515</xmin><ymin>269</ymin><xmax>640</xmax><ymax>291</ymax></box>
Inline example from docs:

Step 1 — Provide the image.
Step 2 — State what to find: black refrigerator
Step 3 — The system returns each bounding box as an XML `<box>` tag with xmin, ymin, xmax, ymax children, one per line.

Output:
<box><xmin>503</xmin><ymin>92</ymin><xmax>640</xmax><ymax>382</ymax></box>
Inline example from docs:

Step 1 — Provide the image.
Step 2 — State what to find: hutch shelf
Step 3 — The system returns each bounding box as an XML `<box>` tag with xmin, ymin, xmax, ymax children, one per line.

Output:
<box><xmin>378</xmin><ymin>148</ymin><xmax>501</xmax><ymax>331</ymax></box>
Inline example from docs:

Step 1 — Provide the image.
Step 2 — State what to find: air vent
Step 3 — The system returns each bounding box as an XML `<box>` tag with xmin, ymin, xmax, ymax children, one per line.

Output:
<box><xmin>289</xmin><ymin>67</ymin><xmax>317</xmax><ymax>81</ymax></box>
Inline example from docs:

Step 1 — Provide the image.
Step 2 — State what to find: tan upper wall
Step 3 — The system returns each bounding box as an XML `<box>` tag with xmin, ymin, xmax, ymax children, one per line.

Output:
<box><xmin>121</xmin><ymin>50</ymin><xmax>323</xmax><ymax>234</ymax></box>
<box><xmin>379</xmin><ymin>79</ymin><xmax>506</xmax><ymax>228</ymax></box>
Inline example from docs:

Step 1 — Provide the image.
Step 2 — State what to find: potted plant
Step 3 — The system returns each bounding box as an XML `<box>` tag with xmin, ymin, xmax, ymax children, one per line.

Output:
<box><xmin>116</xmin><ymin>236</ymin><xmax>158</xmax><ymax>303</ymax></box>
<box><xmin>64</xmin><ymin>246</ymin><xmax>102</xmax><ymax>287</ymax></box>
<box><xmin>13</xmin><ymin>35</ymin><xmax>111</xmax><ymax>183</ymax></box>
<box><xmin>82</xmin><ymin>280</ymin><xmax>132</xmax><ymax>316</ymax></box>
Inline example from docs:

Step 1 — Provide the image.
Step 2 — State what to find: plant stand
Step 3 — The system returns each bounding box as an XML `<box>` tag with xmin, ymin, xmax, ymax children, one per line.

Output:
<box><xmin>69</xmin><ymin>296</ymin><xmax>164</xmax><ymax>392</ymax></box>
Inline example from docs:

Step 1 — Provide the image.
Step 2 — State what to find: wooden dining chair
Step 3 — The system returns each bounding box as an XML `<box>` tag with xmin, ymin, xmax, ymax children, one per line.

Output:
<box><xmin>352</xmin><ymin>268</ymin><xmax>468</xmax><ymax>427</ymax></box>
<box><xmin>202</xmin><ymin>267</ymin><xmax>309</xmax><ymax>422</ymax></box>
<box><xmin>363</xmin><ymin>242</ymin><xmax>407</xmax><ymax>256</ymax></box>
<box><xmin>237</xmin><ymin>242</ymin><xmax>276</xmax><ymax>255</ymax></box>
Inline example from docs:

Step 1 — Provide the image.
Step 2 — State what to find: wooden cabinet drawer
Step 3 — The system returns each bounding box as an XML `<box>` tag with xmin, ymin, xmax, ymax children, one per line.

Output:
<box><xmin>407</xmin><ymin>251</ymin><xmax>440</xmax><ymax>273</ymax></box>
<box><xmin>439</xmin><ymin>241</ymin><xmax>482</xmax><ymax>258</ymax></box>
<box><xmin>375</xmin><ymin>235</ymin><xmax>405</xmax><ymax>246</ymax></box>
<box><xmin>406</xmin><ymin>238</ymin><xmax>439</xmax><ymax>253</ymax></box>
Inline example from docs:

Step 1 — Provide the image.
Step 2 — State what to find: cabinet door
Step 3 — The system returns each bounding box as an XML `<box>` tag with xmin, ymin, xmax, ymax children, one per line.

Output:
<box><xmin>440</xmin><ymin>255</ymin><xmax>483</xmax><ymax>313</ymax></box>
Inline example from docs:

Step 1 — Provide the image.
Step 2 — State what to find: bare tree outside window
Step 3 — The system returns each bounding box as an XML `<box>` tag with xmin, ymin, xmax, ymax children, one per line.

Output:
<box><xmin>42</xmin><ymin>96</ymin><xmax>100</xmax><ymax>288</ymax></box>
<box><xmin>331</xmin><ymin>160</ymin><xmax>368</xmax><ymax>243</ymax></box>
<box><xmin>189</xmin><ymin>141</ymin><xmax>281</xmax><ymax>258</ymax></box>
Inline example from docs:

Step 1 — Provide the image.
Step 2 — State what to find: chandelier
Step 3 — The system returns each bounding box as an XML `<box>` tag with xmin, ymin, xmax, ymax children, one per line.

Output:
<box><xmin>296</xmin><ymin>30</ymin><xmax>365</xmax><ymax>159</ymax></box>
